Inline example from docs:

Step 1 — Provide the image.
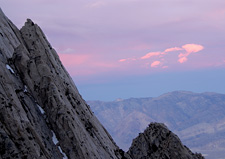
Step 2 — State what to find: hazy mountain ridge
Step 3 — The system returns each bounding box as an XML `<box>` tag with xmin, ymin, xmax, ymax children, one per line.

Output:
<box><xmin>88</xmin><ymin>91</ymin><xmax>225</xmax><ymax>159</ymax></box>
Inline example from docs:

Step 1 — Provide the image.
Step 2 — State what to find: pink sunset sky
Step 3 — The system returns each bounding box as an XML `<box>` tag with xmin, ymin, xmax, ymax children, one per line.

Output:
<box><xmin>1</xmin><ymin>0</ymin><xmax>225</xmax><ymax>100</ymax></box>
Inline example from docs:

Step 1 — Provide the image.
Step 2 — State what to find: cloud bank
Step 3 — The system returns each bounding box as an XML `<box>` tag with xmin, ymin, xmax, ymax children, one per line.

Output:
<box><xmin>119</xmin><ymin>43</ymin><xmax>204</xmax><ymax>68</ymax></box>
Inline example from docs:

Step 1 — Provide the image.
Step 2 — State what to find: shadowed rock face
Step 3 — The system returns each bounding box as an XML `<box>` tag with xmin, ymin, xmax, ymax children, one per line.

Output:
<box><xmin>0</xmin><ymin>8</ymin><xmax>203</xmax><ymax>159</ymax></box>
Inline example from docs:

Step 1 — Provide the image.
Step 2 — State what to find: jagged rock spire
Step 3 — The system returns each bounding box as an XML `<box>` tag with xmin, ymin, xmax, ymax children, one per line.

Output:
<box><xmin>0</xmin><ymin>8</ymin><xmax>122</xmax><ymax>159</ymax></box>
<box><xmin>127</xmin><ymin>123</ymin><xmax>204</xmax><ymax>159</ymax></box>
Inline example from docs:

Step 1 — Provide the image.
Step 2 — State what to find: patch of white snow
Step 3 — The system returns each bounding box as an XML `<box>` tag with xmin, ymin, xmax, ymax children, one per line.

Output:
<box><xmin>51</xmin><ymin>130</ymin><xmax>59</xmax><ymax>145</ymax></box>
<box><xmin>51</xmin><ymin>130</ymin><xmax>69</xmax><ymax>159</ymax></box>
<box><xmin>37</xmin><ymin>104</ymin><xmax>45</xmax><ymax>114</ymax></box>
<box><xmin>6</xmin><ymin>64</ymin><xmax>15</xmax><ymax>74</ymax></box>
<box><xmin>23</xmin><ymin>85</ymin><xmax>28</xmax><ymax>93</ymax></box>
<box><xmin>58</xmin><ymin>145</ymin><xmax>68</xmax><ymax>159</ymax></box>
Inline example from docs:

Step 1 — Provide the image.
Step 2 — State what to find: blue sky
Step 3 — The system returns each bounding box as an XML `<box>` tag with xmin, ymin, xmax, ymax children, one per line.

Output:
<box><xmin>78</xmin><ymin>68</ymin><xmax>225</xmax><ymax>101</ymax></box>
<box><xmin>1</xmin><ymin>0</ymin><xmax>225</xmax><ymax>101</ymax></box>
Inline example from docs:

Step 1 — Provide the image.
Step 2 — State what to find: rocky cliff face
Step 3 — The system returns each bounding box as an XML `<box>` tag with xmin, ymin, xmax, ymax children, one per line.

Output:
<box><xmin>0</xmin><ymin>8</ymin><xmax>203</xmax><ymax>159</ymax></box>
<box><xmin>0</xmin><ymin>8</ymin><xmax>122</xmax><ymax>159</ymax></box>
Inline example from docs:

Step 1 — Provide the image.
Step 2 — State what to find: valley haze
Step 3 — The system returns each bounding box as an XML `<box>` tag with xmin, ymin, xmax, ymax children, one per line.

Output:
<box><xmin>88</xmin><ymin>91</ymin><xmax>225</xmax><ymax>159</ymax></box>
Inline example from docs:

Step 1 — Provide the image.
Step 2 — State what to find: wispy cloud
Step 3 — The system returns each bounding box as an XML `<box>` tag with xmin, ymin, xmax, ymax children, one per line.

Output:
<box><xmin>178</xmin><ymin>57</ymin><xmax>188</xmax><ymax>63</ymax></box>
<box><xmin>119</xmin><ymin>59</ymin><xmax>127</xmax><ymax>62</ymax></box>
<box><xmin>141</xmin><ymin>52</ymin><xmax>162</xmax><ymax>60</ymax></box>
<box><xmin>119</xmin><ymin>57</ymin><xmax>137</xmax><ymax>62</ymax></box>
<box><xmin>119</xmin><ymin>43</ymin><xmax>204</xmax><ymax>68</ymax></box>
<box><xmin>164</xmin><ymin>47</ymin><xmax>183</xmax><ymax>53</ymax></box>
<box><xmin>151</xmin><ymin>61</ymin><xmax>161</xmax><ymax>68</ymax></box>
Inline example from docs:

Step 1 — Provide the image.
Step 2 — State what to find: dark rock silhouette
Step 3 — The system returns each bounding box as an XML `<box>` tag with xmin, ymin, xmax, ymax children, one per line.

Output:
<box><xmin>0</xmin><ymin>8</ymin><xmax>204</xmax><ymax>159</ymax></box>
<box><xmin>127</xmin><ymin>123</ymin><xmax>204</xmax><ymax>159</ymax></box>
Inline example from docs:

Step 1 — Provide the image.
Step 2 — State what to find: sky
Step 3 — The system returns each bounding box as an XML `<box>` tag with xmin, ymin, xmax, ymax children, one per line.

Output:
<box><xmin>1</xmin><ymin>0</ymin><xmax>225</xmax><ymax>101</ymax></box>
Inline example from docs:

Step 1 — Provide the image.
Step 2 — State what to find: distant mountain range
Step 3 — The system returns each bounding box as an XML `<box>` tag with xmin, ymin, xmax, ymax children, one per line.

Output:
<box><xmin>88</xmin><ymin>91</ymin><xmax>225</xmax><ymax>159</ymax></box>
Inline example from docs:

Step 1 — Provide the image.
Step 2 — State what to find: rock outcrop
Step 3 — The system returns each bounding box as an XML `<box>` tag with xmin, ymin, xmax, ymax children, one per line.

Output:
<box><xmin>0</xmin><ymin>8</ymin><xmax>204</xmax><ymax>159</ymax></box>
<box><xmin>127</xmin><ymin>123</ymin><xmax>204</xmax><ymax>159</ymax></box>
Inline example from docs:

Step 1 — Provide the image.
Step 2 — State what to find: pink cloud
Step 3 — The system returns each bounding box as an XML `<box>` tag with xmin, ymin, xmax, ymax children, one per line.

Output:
<box><xmin>119</xmin><ymin>57</ymin><xmax>137</xmax><ymax>63</ymax></box>
<box><xmin>178</xmin><ymin>44</ymin><xmax>204</xmax><ymax>63</ymax></box>
<box><xmin>141</xmin><ymin>44</ymin><xmax>204</xmax><ymax>63</ymax></box>
<box><xmin>151</xmin><ymin>61</ymin><xmax>161</xmax><ymax>67</ymax></box>
<box><xmin>182</xmin><ymin>44</ymin><xmax>204</xmax><ymax>54</ymax></box>
<box><xmin>141</xmin><ymin>52</ymin><xmax>161</xmax><ymax>60</ymax></box>
<box><xmin>164</xmin><ymin>47</ymin><xmax>182</xmax><ymax>53</ymax></box>
<box><xmin>178</xmin><ymin>57</ymin><xmax>188</xmax><ymax>63</ymax></box>
<box><xmin>178</xmin><ymin>53</ymin><xmax>185</xmax><ymax>58</ymax></box>
<box><xmin>119</xmin><ymin>59</ymin><xmax>127</xmax><ymax>62</ymax></box>
<box><xmin>119</xmin><ymin>43</ymin><xmax>204</xmax><ymax>67</ymax></box>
